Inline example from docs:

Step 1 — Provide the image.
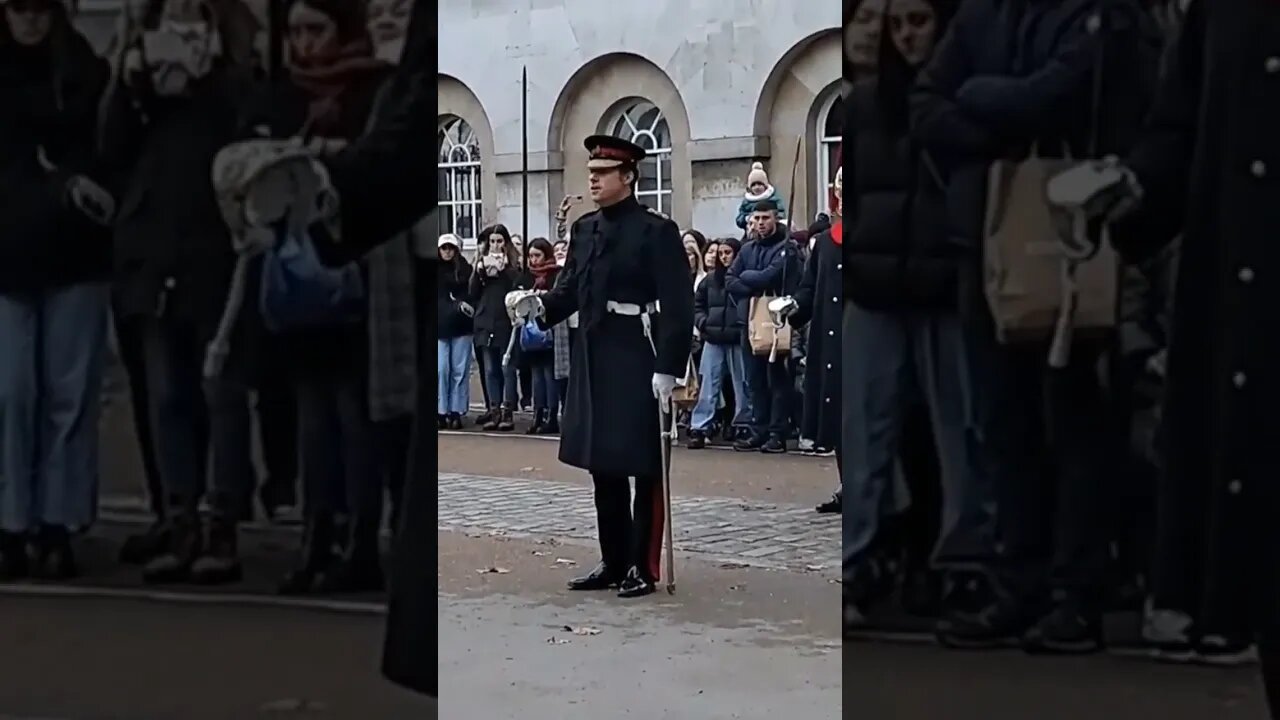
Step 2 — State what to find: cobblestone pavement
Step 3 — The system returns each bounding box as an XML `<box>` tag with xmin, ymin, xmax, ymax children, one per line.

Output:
<box><xmin>437</xmin><ymin>472</ymin><xmax>838</xmax><ymax>574</ymax></box>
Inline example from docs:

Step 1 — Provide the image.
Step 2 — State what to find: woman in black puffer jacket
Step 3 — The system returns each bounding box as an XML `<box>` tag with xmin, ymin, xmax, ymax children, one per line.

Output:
<box><xmin>469</xmin><ymin>224</ymin><xmax>521</xmax><ymax>431</ymax></box>
<box><xmin>687</xmin><ymin>238</ymin><xmax>750</xmax><ymax>449</ymax></box>
<box><xmin>0</xmin><ymin>0</ymin><xmax>111</xmax><ymax>579</ymax></box>
<box><xmin>436</xmin><ymin>234</ymin><xmax>473</xmax><ymax>429</ymax></box>
<box><xmin>841</xmin><ymin>0</ymin><xmax>989</xmax><ymax>623</ymax></box>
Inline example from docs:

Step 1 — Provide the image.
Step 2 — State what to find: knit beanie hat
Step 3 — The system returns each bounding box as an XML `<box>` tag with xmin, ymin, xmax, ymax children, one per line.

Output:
<box><xmin>747</xmin><ymin>162</ymin><xmax>769</xmax><ymax>188</ymax></box>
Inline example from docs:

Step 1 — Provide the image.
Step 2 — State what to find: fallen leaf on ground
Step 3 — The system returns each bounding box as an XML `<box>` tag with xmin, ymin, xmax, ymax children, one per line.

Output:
<box><xmin>554</xmin><ymin>558</ymin><xmax>577</xmax><ymax>566</ymax></box>
<box><xmin>546</xmin><ymin>637</ymin><xmax>571</xmax><ymax>645</ymax></box>
<box><xmin>804</xmin><ymin>564</ymin><xmax>825</xmax><ymax>572</ymax></box>
<box><xmin>477</xmin><ymin>566</ymin><xmax>511</xmax><ymax>574</ymax></box>
<box><xmin>520</xmin><ymin>466</ymin><xmax>537</xmax><ymax>473</ymax></box>
<box><xmin>531</xmin><ymin>551</ymin><xmax>549</xmax><ymax>556</ymax></box>
<box><xmin>719</xmin><ymin>562</ymin><xmax>749</xmax><ymax>569</ymax></box>
<box><xmin>563</xmin><ymin>625</ymin><xmax>601</xmax><ymax>636</ymax></box>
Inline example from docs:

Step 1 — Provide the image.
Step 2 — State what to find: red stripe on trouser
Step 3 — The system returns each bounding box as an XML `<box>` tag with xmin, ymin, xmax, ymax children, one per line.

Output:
<box><xmin>647</xmin><ymin>479</ymin><xmax>664</xmax><ymax>582</ymax></box>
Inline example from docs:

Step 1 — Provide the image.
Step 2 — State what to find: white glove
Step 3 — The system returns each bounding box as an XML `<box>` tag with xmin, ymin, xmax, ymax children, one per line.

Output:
<box><xmin>768</xmin><ymin>296</ymin><xmax>800</xmax><ymax>318</ymax></box>
<box><xmin>505</xmin><ymin>290</ymin><xmax>543</xmax><ymax>323</ymax></box>
<box><xmin>243</xmin><ymin>156</ymin><xmax>335</xmax><ymax>228</ymax></box>
<box><xmin>66</xmin><ymin>176</ymin><xmax>116</xmax><ymax>226</ymax></box>
<box><xmin>652</xmin><ymin>373</ymin><xmax>677</xmax><ymax>407</ymax></box>
<box><xmin>458</xmin><ymin>301</ymin><xmax>475</xmax><ymax>318</ymax></box>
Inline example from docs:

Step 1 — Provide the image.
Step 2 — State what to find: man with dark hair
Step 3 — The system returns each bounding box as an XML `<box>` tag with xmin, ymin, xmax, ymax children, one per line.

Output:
<box><xmin>507</xmin><ymin>134</ymin><xmax>694</xmax><ymax>599</ymax></box>
<box><xmin>726</xmin><ymin>198</ymin><xmax>800</xmax><ymax>454</ymax></box>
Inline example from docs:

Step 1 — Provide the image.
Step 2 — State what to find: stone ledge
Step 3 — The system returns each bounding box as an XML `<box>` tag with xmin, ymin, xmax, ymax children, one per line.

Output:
<box><xmin>493</xmin><ymin>151</ymin><xmax>563</xmax><ymax>175</ymax></box>
<box><xmin>687</xmin><ymin>136</ymin><xmax>771</xmax><ymax>163</ymax></box>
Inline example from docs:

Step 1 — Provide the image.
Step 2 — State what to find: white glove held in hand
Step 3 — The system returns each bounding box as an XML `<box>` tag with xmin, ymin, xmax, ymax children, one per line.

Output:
<box><xmin>769</xmin><ymin>296</ymin><xmax>800</xmax><ymax>318</ymax></box>
<box><xmin>504</xmin><ymin>290</ymin><xmax>543</xmax><ymax>323</ymax></box>
<box><xmin>652</xmin><ymin>373</ymin><xmax>677</xmax><ymax>407</ymax></box>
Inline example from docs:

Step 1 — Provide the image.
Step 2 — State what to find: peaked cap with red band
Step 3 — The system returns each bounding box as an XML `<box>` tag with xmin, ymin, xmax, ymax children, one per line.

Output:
<box><xmin>585</xmin><ymin>134</ymin><xmax>647</xmax><ymax>170</ymax></box>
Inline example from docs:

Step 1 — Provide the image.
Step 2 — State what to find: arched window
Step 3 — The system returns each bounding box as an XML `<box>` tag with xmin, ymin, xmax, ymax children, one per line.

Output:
<box><xmin>438</xmin><ymin>116</ymin><xmax>482</xmax><ymax>247</ymax></box>
<box><xmin>607</xmin><ymin>100</ymin><xmax>673</xmax><ymax>214</ymax></box>
<box><xmin>817</xmin><ymin>92</ymin><xmax>842</xmax><ymax>217</ymax></box>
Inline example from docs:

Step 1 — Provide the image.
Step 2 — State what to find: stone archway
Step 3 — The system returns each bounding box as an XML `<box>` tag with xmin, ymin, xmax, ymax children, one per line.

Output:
<box><xmin>753</xmin><ymin>29</ymin><xmax>841</xmax><ymax>226</ymax></box>
<box><xmin>546</xmin><ymin>53</ymin><xmax>693</xmax><ymax>229</ymax></box>
<box><xmin>438</xmin><ymin>74</ymin><xmax>498</xmax><ymax>237</ymax></box>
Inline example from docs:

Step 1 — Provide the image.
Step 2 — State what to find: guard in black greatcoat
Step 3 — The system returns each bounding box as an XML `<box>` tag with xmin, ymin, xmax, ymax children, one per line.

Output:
<box><xmin>510</xmin><ymin>135</ymin><xmax>694</xmax><ymax>599</ymax></box>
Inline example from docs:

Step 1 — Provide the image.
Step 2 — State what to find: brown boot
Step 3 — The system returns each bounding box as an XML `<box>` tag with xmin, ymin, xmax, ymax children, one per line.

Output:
<box><xmin>496</xmin><ymin>406</ymin><xmax>515</xmax><ymax>431</ymax></box>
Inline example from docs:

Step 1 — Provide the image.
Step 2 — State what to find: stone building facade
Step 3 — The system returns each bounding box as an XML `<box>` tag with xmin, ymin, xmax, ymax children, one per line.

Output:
<box><xmin>439</xmin><ymin>0</ymin><xmax>842</xmax><ymax>247</ymax></box>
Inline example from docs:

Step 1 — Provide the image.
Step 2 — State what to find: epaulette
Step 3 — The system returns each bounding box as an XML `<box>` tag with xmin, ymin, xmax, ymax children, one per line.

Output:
<box><xmin>645</xmin><ymin>207</ymin><xmax>669</xmax><ymax>220</ymax></box>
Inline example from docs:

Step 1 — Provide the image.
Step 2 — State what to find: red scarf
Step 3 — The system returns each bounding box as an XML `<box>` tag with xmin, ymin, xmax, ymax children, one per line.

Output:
<box><xmin>831</xmin><ymin>221</ymin><xmax>842</xmax><ymax>245</ymax></box>
<box><xmin>530</xmin><ymin>258</ymin><xmax>560</xmax><ymax>290</ymax></box>
<box><xmin>288</xmin><ymin>40</ymin><xmax>386</xmax><ymax>134</ymax></box>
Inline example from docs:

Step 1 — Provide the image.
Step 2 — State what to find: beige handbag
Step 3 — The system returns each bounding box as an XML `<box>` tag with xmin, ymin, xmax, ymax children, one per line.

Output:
<box><xmin>748</xmin><ymin>296</ymin><xmax>792</xmax><ymax>359</ymax></box>
<box><xmin>983</xmin><ymin>152</ymin><xmax>1118</xmax><ymax>344</ymax></box>
<box><xmin>672</xmin><ymin>356</ymin><xmax>701</xmax><ymax>407</ymax></box>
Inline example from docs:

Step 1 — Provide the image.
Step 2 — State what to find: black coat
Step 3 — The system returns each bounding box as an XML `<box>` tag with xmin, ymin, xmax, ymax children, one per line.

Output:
<box><xmin>101</xmin><ymin>68</ymin><xmax>255</xmax><ymax>328</ymax></box>
<box><xmin>320</xmin><ymin>0</ymin><xmax>435</xmax><ymax>696</ymax></box>
<box><xmin>0</xmin><ymin>27</ymin><xmax>110</xmax><ymax>294</ymax></box>
<box><xmin>1112</xmin><ymin>0</ymin><xmax>1280</xmax><ymax>639</ymax></box>
<box><xmin>437</xmin><ymin>257</ymin><xmax>473</xmax><ymax>339</ymax></box>
<box><xmin>693</xmin><ymin>270</ymin><xmax>743</xmax><ymax>346</ymax></box>
<box><xmin>541</xmin><ymin>195</ymin><xmax>694</xmax><ymax>478</ymax></box>
<box><xmin>911</xmin><ymin>0</ymin><xmax>1160</xmax><ymax>318</ymax></box>
<box><xmin>468</xmin><ymin>260</ymin><xmax>517</xmax><ymax>350</ymax></box>
<box><xmin>845</xmin><ymin>79</ymin><xmax>958</xmax><ymax>311</ymax></box>
<box><xmin>791</xmin><ymin>230</ymin><xmax>842</xmax><ymax>449</ymax></box>
<box><xmin>725</xmin><ymin>228</ymin><xmax>801</xmax><ymax>322</ymax></box>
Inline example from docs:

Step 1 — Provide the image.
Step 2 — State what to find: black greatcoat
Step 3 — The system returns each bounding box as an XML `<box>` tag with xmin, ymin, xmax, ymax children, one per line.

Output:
<box><xmin>1114</xmin><ymin>0</ymin><xmax>1280</xmax><ymax>638</ymax></box>
<box><xmin>541</xmin><ymin>195</ymin><xmax>694</xmax><ymax>478</ymax></box>
<box><xmin>790</xmin><ymin>229</ymin><xmax>842</xmax><ymax>449</ymax></box>
<box><xmin>321</xmin><ymin>0</ymin><xmax>436</xmax><ymax>697</ymax></box>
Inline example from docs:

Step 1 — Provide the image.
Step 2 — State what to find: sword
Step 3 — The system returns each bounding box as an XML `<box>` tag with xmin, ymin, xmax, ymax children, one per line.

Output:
<box><xmin>658</xmin><ymin>396</ymin><xmax>676</xmax><ymax>594</ymax></box>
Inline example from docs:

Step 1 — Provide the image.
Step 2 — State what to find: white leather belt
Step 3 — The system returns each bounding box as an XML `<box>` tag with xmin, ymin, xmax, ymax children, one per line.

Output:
<box><xmin>605</xmin><ymin>301</ymin><xmax>660</xmax><ymax>356</ymax></box>
<box><xmin>605</xmin><ymin>300</ymin><xmax>660</xmax><ymax>316</ymax></box>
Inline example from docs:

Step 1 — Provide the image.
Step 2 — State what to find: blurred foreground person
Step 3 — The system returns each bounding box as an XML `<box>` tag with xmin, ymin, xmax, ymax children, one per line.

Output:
<box><xmin>214</xmin><ymin>0</ymin><xmax>434</xmax><ymax>694</ymax></box>
<box><xmin>1068</xmin><ymin>0</ymin><xmax>1280</xmax><ymax>709</ymax></box>
<box><xmin>0</xmin><ymin>0</ymin><xmax>111</xmax><ymax>579</ymax></box>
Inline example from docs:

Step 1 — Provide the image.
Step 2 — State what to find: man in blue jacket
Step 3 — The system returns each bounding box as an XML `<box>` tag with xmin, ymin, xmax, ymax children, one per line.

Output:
<box><xmin>726</xmin><ymin>200</ymin><xmax>800</xmax><ymax>454</ymax></box>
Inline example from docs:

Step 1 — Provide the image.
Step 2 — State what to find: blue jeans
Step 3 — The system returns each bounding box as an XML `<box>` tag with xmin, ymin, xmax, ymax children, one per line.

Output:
<box><xmin>479</xmin><ymin>344</ymin><xmax>519</xmax><ymax>409</ymax></box>
<box><xmin>742</xmin><ymin>338</ymin><xmax>791</xmax><ymax>439</ymax></box>
<box><xmin>296</xmin><ymin>369</ymin><xmax>382</xmax><ymax>524</ymax></box>
<box><xmin>437</xmin><ymin>336</ymin><xmax>471</xmax><ymax>414</ymax></box>
<box><xmin>529</xmin><ymin>353</ymin><xmax>558</xmax><ymax>414</ymax></box>
<box><xmin>0</xmin><ymin>284</ymin><xmax>109</xmax><ymax>532</ymax></box>
<box><xmin>690</xmin><ymin>341</ymin><xmax>750</xmax><ymax>431</ymax></box>
<box><xmin>841</xmin><ymin>303</ymin><xmax>996</xmax><ymax>582</ymax></box>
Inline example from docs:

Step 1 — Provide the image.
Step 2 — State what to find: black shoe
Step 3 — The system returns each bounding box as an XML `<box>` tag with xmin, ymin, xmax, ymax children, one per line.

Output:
<box><xmin>190</xmin><ymin>517</ymin><xmax>243</xmax><ymax>585</ymax></box>
<box><xmin>317</xmin><ymin>556</ymin><xmax>385</xmax><ymax>593</ymax></box>
<box><xmin>722</xmin><ymin>424</ymin><xmax>738</xmax><ymax>442</ymax></box>
<box><xmin>687</xmin><ymin>431</ymin><xmax>706</xmax><ymax>449</ymax></box>
<box><xmin>447</xmin><ymin>413</ymin><xmax>464</xmax><ymax>430</ymax></box>
<box><xmin>936</xmin><ymin>600</ymin><xmax>1036</xmax><ymax>650</ymax></box>
<box><xmin>617</xmin><ymin>567</ymin><xmax>656</xmax><ymax>598</ymax></box>
<box><xmin>496</xmin><ymin>407</ymin><xmax>515</xmax><ymax>432</ymax></box>
<box><xmin>143</xmin><ymin>514</ymin><xmax>202</xmax><ymax>584</ymax></box>
<box><xmin>761</xmin><ymin>436</ymin><xmax>787</xmax><ymax>454</ymax></box>
<box><xmin>1194</xmin><ymin>635</ymin><xmax>1257</xmax><ymax>667</ymax></box>
<box><xmin>845</xmin><ymin>553</ymin><xmax>897</xmax><ymax>619</ymax></box>
<box><xmin>901</xmin><ymin>568</ymin><xmax>944</xmax><ymax>618</ymax></box>
<box><xmin>542</xmin><ymin>417</ymin><xmax>560</xmax><ymax>435</ymax></box>
<box><xmin>482</xmin><ymin>408</ymin><xmax>501</xmax><ymax>431</ymax></box>
<box><xmin>259</xmin><ymin>480</ymin><xmax>298</xmax><ymax>523</ymax></box>
<box><xmin>279</xmin><ymin>516</ymin><xmax>337</xmax><ymax>595</ymax></box>
<box><xmin>438</xmin><ymin>414</ymin><xmax>448</xmax><ymax>430</ymax></box>
<box><xmin>119</xmin><ymin>520</ymin><xmax>170</xmax><ymax>565</ymax></box>
<box><xmin>526</xmin><ymin>409</ymin><xmax>547</xmax><ymax>435</ymax></box>
<box><xmin>33</xmin><ymin>525</ymin><xmax>78</xmax><ymax>580</ymax></box>
<box><xmin>815</xmin><ymin>492</ymin><xmax>841</xmax><ymax>514</ymax></box>
<box><xmin>567</xmin><ymin>562</ymin><xmax>623</xmax><ymax>591</ymax></box>
<box><xmin>0</xmin><ymin>531</ymin><xmax>30</xmax><ymax>581</ymax></box>
<box><xmin>734</xmin><ymin>435</ymin><xmax>766</xmax><ymax>452</ymax></box>
<box><xmin>476</xmin><ymin>408</ymin><xmax>495</xmax><ymax>427</ymax></box>
<box><xmin>1021</xmin><ymin>599</ymin><xmax>1103</xmax><ymax>655</ymax></box>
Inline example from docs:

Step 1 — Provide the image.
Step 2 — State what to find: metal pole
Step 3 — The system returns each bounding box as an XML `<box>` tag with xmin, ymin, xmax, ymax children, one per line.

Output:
<box><xmin>522</xmin><ymin>66</ymin><xmax>530</xmax><ymax>272</ymax></box>
<box><xmin>268</xmin><ymin>0</ymin><xmax>285</xmax><ymax>84</ymax></box>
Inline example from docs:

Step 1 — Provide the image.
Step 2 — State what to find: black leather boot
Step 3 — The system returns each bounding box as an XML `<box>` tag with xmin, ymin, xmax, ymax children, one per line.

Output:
<box><xmin>567</xmin><ymin>562</ymin><xmax>623</xmax><ymax>591</ymax></box>
<box><xmin>119</xmin><ymin>519</ymin><xmax>170</xmax><ymax>565</ymax></box>
<box><xmin>191</xmin><ymin>516</ymin><xmax>244</xmax><ymax>585</ymax></box>
<box><xmin>33</xmin><ymin>525</ymin><xmax>77</xmax><ymax>580</ymax></box>
<box><xmin>143</xmin><ymin>513</ymin><xmax>202</xmax><ymax>584</ymax></box>
<box><xmin>279</xmin><ymin>515</ymin><xmax>337</xmax><ymax>595</ymax></box>
<box><xmin>0</xmin><ymin>531</ymin><xmax>29</xmax><ymax>581</ymax></box>
<box><xmin>617</xmin><ymin>566</ymin><xmax>656</xmax><ymax>598</ymax></box>
<box><xmin>496</xmin><ymin>406</ymin><xmax>515</xmax><ymax>431</ymax></box>
<box><xmin>318</xmin><ymin>517</ymin><xmax>384</xmax><ymax>593</ymax></box>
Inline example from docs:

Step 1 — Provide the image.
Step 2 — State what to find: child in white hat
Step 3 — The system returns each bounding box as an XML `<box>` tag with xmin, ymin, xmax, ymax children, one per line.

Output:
<box><xmin>735</xmin><ymin>161</ymin><xmax>788</xmax><ymax>230</ymax></box>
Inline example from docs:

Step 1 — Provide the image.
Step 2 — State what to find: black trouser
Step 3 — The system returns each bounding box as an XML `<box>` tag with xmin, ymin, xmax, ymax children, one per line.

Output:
<box><xmin>378</xmin><ymin>415</ymin><xmax>415</xmax><ymax>537</ymax></box>
<box><xmin>741</xmin><ymin>338</ymin><xmax>791</xmax><ymax>440</ymax></box>
<box><xmin>113</xmin><ymin>312</ymin><xmax>189</xmax><ymax>518</ymax></box>
<box><xmin>979</xmin><ymin>341</ymin><xmax>1111</xmax><ymax>607</ymax></box>
<box><xmin>592</xmin><ymin>473</ymin><xmax>663</xmax><ymax>582</ymax></box>
<box><xmin>895</xmin><ymin>406</ymin><xmax>943</xmax><ymax>573</ymax></box>
<box><xmin>255</xmin><ymin>344</ymin><xmax>298</xmax><ymax>503</ymax></box>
